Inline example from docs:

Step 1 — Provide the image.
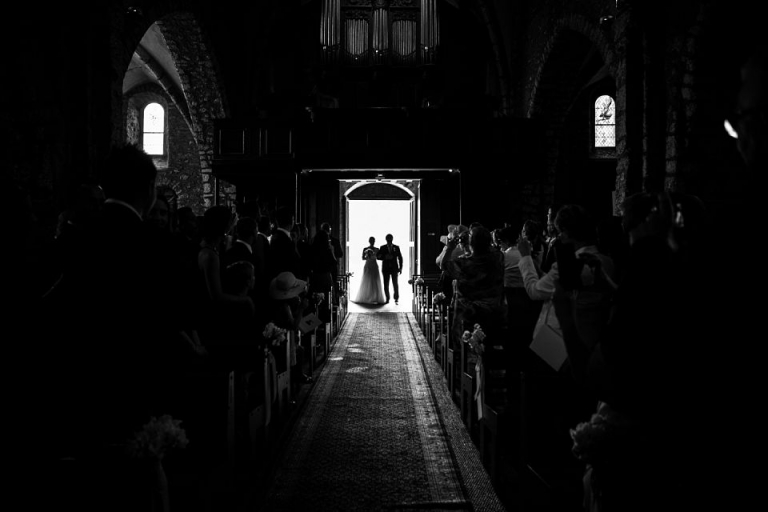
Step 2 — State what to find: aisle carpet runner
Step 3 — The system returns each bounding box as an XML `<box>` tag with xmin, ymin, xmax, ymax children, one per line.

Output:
<box><xmin>263</xmin><ymin>312</ymin><xmax>505</xmax><ymax>511</ymax></box>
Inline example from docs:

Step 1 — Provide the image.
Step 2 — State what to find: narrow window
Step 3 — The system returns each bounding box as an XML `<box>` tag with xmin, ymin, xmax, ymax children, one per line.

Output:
<box><xmin>143</xmin><ymin>103</ymin><xmax>165</xmax><ymax>155</ymax></box>
<box><xmin>594</xmin><ymin>95</ymin><xmax>615</xmax><ymax>148</ymax></box>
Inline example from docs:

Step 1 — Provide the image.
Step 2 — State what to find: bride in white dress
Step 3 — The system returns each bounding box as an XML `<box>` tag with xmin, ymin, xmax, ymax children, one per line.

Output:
<box><xmin>354</xmin><ymin>237</ymin><xmax>386</xmax><ymax>304</ymax></box>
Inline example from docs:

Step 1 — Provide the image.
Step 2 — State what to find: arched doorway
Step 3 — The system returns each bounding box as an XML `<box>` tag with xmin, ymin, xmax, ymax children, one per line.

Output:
<box><xmin>344</xmin><ymin>180</ymin><xmax>416</xmax><ymax>308</ymax></box>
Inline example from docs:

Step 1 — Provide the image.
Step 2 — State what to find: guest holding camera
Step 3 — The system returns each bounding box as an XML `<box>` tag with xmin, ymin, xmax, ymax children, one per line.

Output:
<box><xmin>518</xmin><ymin>204</ymin><xmax>615</xmax><ymax>352</ymax></box>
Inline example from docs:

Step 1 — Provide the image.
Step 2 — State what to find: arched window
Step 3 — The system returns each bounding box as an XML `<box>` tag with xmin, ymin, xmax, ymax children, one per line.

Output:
<box><xmin>143</xmin><ymin>102</ymin><xmax>165</xmax><ymax>155</ymax></box>
<box><xmin>594</xmin><ymin>95</ymin><xmax>615</xmax><ymax>148</ymax></box>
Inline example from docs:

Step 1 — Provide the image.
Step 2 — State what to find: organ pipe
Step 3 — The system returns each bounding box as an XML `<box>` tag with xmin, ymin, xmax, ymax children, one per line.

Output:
<box><xmin>320</xmin><ymin>0</ymin><xmax>340</xmax><ymax>62</ymax></box>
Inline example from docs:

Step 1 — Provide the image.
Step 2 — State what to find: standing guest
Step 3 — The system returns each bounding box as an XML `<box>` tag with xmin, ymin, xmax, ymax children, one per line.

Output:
<box><xmin>435</xmin><ymin>224</ymin><xmax>468</xmax><ymax>301</ymax></box>
<box><xmin>497</xmin><ymin>226</ymin><xmax>540</xmax><ymax>367</ymax></box>
<box><xmin>321</xmin><ymin>221</ymin><xmax>344</xmax><ymax>302</ymax></box>
<box><xmin>308</xmin><ymin>229</ymin><xmax>338</xmax><ymax>320</ymax></box>
<box><xmin>439</xmin><ymin>225</ymin><xmax>506</xmax><ymax>403</ymax></box>
<box><xmin>291</xmin><ymin>222</ymin><xmax>312</xmax><ymax>281</ymax></box>
<box><xmin>519</xmin><ymin>204</ymin><xmax>615</xmax><ymax>352</ymax></box>
<box><xmin>253</xmin><ymin>214</ymin><xmax>272</xmax><ymax>303</ymax></box>
<box><xmin>540</xmin><ymin>205</ymin><xmax>559</xmax><ymax>273</ymax></box>
<box><xmin>44</xmin><ymin>143</ymin><xmax>189</xmax><ymax>474</ymax></box>
<box><xmin>146</xmin><ymin>189</ymin><xmax>172</xmax><ymax>233</ymax></box>
<box><xmin>224</xmin><ymin>216</ymin><xmax>259</xmax><ymax>269</ymax></box>
<box><xmin>195</xmin><ymin>205</ymin><xmax>254</xmax><ymax>341</ymax></box>
<box><xmin>269</xmin><ymin>207</ymin><xmax>300</xmax><ymax>279</ymax></box>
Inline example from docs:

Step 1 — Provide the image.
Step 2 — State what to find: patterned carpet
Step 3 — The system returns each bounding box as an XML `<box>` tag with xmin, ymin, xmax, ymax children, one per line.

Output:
<box><xmin>263</xmin><ymin>312</ymin><xmax>505</xmax><ymax>511</ymax></box>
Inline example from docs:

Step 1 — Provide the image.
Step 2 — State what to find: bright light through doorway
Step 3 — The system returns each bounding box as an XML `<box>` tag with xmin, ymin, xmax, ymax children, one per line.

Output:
<box><xmin>347</xmin><ymin>199</ymin><xmax>413</xmax><ymax>311</ymax></box>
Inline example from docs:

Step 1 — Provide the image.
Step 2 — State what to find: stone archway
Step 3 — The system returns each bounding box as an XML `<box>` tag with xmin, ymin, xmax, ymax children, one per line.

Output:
<box><xmin>528</xmin><ymin>21</ymin><xmax>615</xmax><ymax>218</ymax></box>
<box><xmin>155</xmin><ymin>12</ymin><xmax>229</xmax><ymax>209</ymax></box>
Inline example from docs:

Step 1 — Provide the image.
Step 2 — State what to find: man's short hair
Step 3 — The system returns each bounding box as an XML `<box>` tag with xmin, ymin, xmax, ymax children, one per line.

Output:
<box><xmin>257</xmin><ymin>215</ymin><xmax>271</xmax><ymax>234</ymax></box>
<box><xmin>320</xmin><ymin>222</ymin><xmax>331</xmax><ymax>233</ymax></box>
<box><xmin>275</xmin><ymin>207</ymin><xmax>294</xmax><ymax>228</ymax></box>
<box><xmin>235</xmin><ymin>216</ymin><xmax>257</xmax><ymax>240</ymax></box>
<box><xmin>99</xmin><ymin>143</ymin><xmax>157</xmax><ymax>202</ymax></box>
<box><xmin>554</xmin><ymin>204</ymin><xmax>596</xmax><ymax>244</ymax></box>
<box><xmin>498</xmin><ymin>226</ymin><xmax>517</xmax><ymax>245</ymax></box>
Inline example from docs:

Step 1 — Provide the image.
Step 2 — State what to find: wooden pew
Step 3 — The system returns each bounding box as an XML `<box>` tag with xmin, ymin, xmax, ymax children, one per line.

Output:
<box><xmin>274</xmin><ymin>330</ymin><xmax>293</xmax><ymax>422</ymax></box>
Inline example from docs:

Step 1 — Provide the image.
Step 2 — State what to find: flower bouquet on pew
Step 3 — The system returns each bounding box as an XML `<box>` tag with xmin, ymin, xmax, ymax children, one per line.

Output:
<box><xmin>570</xmin><ymin>401</ymin><xmax>633</xmax><ymax>465</ymax></box>
<box><xmin>462</xmin><ymin>323</ymin><xmax>486</xmax><ymax>356</ymax></box>
<box><xmin>416</xmin><ymin>277</ymin><xmax>425</xmax><ymax>286</ymax></box>
<box><xmin>310</xmin><ymin>292</ymin><xmax>325</xmax><ymax>308</ymax></box>
<box><xmin>263</xmin><ymin>322</ymin><xmax>288</xmax><ymax>348</ymax></box>
<box><xmin>433</xmin><ymin>292</ymin><xmax>447</xmax><ymax>306</ymax></box>
<box><xmin>125</xmin><ymin>415</ymin><xmax>189</xmax><ymax>460</ymax></box>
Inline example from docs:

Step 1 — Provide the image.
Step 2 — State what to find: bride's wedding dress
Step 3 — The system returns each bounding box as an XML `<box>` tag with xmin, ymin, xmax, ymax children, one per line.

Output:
<box><xmin>354</xmin><ymin>247</ymin><xmax>386</xmax><ymax>304</ymax></box>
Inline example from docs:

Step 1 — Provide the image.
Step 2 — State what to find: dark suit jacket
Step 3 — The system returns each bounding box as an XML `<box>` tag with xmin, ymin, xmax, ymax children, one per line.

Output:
<box><xmin>45</xmin><ymin>201</ymin><xmax>185</xmax><ymax>448</ymax></box>
<box><xmin>224</xmin><ymin>240</ymin><xmax>254</xmax><ymax>268</ymax></box>
<box><xmin>329</xmin><ymin>235</ymin><xmax>344</xmax><ymax>277</ymax></box>
<box><xmin>269</xmin><ymin>228</ymin><xmax>300</xmax><ymax>279</ymax></box>
<box><xmin>377</xmin><ymin>243</ymin><xmax>403</xmax><ymax>274</ymax></box>
<box><xmin>253</xmin><ymin>233</ymin><xmax>270</xmax><ymax>277</ymax></box>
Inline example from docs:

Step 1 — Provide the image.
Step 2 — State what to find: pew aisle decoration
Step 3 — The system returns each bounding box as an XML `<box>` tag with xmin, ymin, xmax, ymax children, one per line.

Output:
<box><xmin>462</xmin><ymin>323</ymin><xmax>486</xmax><ymax>419</ymax></box>
<box><xmin>263</xmin><ymin>322</ymin><xmax>288</xmax><ymax>348</ymax></box>
<box><xmin>126</xmin><ymin>415</ymin><xmax>189</xmax><ymax>460</ymax></box>
<box><xmin>462</xmin><ymin>323</ymin><xmax>485</xmax><ymax>356</ymax></box>
<box><xmin>570</xmin><ymin>401</ymin><xmax>636</xmax><ymax>510</ymax></box>
<box><xmin>433</xmin><ymin>292</ymin><xmax>446</xmax><ymax>306</ymax></box>
<box><xmin>311</xmin><ymin>292</ymin><xmax>325</xmax><ymax>307</ymax></box>
<box><xmin>125</xmin><ymin>415</ymin><xmax>189</xmax><ymax>512</ymax></box>
<box><xmin>569</xmin><ymin>401</ymin><xmax>631</xmax><ymax>464</ymax></box>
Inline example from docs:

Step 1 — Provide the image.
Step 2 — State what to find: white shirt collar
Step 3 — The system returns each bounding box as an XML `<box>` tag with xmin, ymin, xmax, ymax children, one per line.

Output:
<box><xmin>236</xmin><ymin>239</ymin><xmax>253</xmax><ymax>254</ymax></box>
<box><xmin>575</xmin><ymin>245</ymin><xmax>599</xmax><ymax>256</ymax></box>
<box><xmin>104</xmin><ymin>198</ymin><xmax>142</xmax><ymax>221</ymax></box>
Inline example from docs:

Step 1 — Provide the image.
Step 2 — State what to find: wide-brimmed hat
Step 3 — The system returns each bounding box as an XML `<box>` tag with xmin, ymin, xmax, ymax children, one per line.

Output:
<box><xmin>269</xmin><ymin>272</ymin><xmax>307</xmax><ymax>300</ymax></box>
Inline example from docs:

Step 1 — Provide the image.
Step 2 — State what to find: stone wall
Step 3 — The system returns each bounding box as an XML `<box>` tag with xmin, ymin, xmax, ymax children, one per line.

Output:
<box><xmin>125</xmin><ymin>85</ymin><xmax>205</xmax><ymax>214</ymax></box>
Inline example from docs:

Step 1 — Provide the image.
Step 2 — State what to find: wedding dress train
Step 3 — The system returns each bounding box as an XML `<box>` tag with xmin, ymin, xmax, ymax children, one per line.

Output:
<box><xmin>354</xmin><ymin>248</ymin><xmax>386</xmax><ymax>304</ymax></box>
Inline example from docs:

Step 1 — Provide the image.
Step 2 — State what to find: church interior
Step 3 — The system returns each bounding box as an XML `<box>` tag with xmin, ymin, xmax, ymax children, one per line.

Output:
<box><xmin>5</xmin><ymin>1</ymin><xmax>764</xmax><ymax>511</ymax></box>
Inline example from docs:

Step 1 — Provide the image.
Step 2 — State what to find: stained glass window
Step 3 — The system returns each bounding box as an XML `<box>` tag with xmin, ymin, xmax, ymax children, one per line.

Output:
<box><xmin>594</xmin><ymin>95</ymin><xmax>615</xmax><ymax>148</ymax></box>
<box><xmin>143</xmin><ymin>103</ymin><xmax>164</xmax><ymax>155</ymax></box>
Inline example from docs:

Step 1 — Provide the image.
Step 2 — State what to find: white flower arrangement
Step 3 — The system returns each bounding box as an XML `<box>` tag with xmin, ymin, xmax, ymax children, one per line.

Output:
<box><xmin>433</xmin><ymin>292</ymin><xmax>447</xmax><ymax>305</ymax></box>
<box><xmin>126</xmin><ymin>415</ymin><xmax>189</xmax><ymax>460</ymax></box>
<box><xmin>570</xmin><ymin>402</ymin><xmax>631</xmax><ymax>465</ymax></box>
<box><xmin>462</xmin><ymin>323</ymin><xmax>486</xmax><ymax>355</ymax></box>
<box><xmin>416</xmin><ymin>277</ymin><xmax>424</xmax><ymax>286</ymax></box>
<box><xmin>263</xmin><ymin>322</ymin><xmax>288</xmax><ymax>347</ymax></box>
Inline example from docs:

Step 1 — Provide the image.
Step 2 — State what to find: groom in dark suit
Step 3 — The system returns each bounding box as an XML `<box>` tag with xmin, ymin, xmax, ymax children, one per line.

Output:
<box><xmin>378</xmin><ymin>233</ymin><xmax>403</xmax><ymax>304</ymax></box>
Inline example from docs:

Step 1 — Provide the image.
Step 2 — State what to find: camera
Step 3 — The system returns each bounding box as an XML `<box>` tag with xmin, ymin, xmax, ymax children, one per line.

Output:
<box><xmin>555</xmin><ymin>241</ymin><xmax>583</xmax><ymax>291</ymax></box>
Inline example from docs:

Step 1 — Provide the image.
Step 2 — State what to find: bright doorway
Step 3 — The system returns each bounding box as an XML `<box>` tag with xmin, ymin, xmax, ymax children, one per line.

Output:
<box><xmin>347</xmin><ymin>198</ymin><xmax>413</xmax><ymax>312</ymax></box>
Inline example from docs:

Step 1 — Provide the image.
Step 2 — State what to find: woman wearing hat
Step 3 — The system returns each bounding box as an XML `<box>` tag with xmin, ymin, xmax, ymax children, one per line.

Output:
<box><xmin>268</xmin><ymin>271</ymin><xmax>311</xmax><ymax>386</ymax></box>
<box><xmin>269</xmin><ymin>271</ymin><xmax>309</xmax><ymax>331</ymax></box>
